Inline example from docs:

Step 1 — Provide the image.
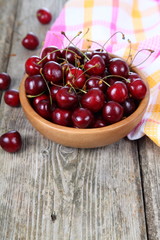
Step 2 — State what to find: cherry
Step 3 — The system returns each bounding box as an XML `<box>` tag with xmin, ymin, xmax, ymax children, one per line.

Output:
<box><xmin>25</xmin><ymin>56</ymin><xmax>43</xmax><ymax>76</ymax></box>
<box><xmin>25</xmin><ymin>75</ymin><xmax>47</xmax><ymax>95</ymax></box>
<box><xmin>56</xmin><ymin>86</ymin><xmax>78</xmax><ymax>109</ymax></box>
<box><xmin>108</xmin><ymin>58</ymin><xmax>129</xmax><ymax>78</ymax></box>
<box><xmin>51</xmin><ymin>108</ymin><xmax>72</xmax><ymax>126</ymax></box>
<box><xmin>0</xmin><ymin>72</ymin><xmax>11</xmax><ymax>90</ymax></box>
<box><xmin>41</xmin><ymin>46</ymin><xmax>62</xmax><ymax>64</ymax></box>
<box><xmin>35</xmin><ymin>99</ymin><xmax>53</xmax><ymax>120</ymax></box>
<box><xmin>36</xmin><ymin>8</ymin><xmax>52</xmax><ymax>24</ymax></box>
<box><xmin>72</xmin><ymin>107</ymin><xmax>94</xmax><ymax>128</ymax></box>
<box><xmin>86</xmin><ymin>76</ymin><xmax>107</xmax><ymax>92</ymax></box>
<box><xmin>22</xmin><ymin>32</ymin><xmax>39</xmax><ymax>50</ymax></box>
<box><xmin>32</xmin><ymin>94</ymin><xmax>49</xmax><ymax>108</ymax></box>
<box><xmin>106</xmin><ymin>76</ymin><xmax>121</xmax><ymax>86</ymax></box>
<box><xmin>107</xmin><ymin>81</ymin><xmax>128</xmax><ymax>103</ymax></box>
<box><xmin>128</xmin><ymin>71</ymin><xmax>142</xmax><ymax>82</ymax></box>
<box><xmin>92</xmin><ymin>49</ymin><xmax>110</xmax><ymax>65</ymax></box>
<box><xmin>84</xmin><ymin>55</ymin><xmax>105</xmax><ymax>76</ymax></box>
<box><xmin>121</xmin><ymin>98</ymin><xmax>136</xmax><ymax>116</ymax></box>
<box><xmin>66</xmin><ymin>67</ymin><xmax>86</xmax><ymax>89</ymax></box>
<box><xmin>0</xmin><ymin>130</ymin><xmax>22</xmax><ymax>153</ymax></box>
<box><xmin>50</xmin><ymin>85</ymin><xmax>62</xmax><ymax>102</ymax></box>
<box><xmin>4</xmin><ymin>89</ymin><xmax>20</xmax><ymax>107</ymax></box>
<box><xmin>62</xmin><ymin>62</ymin><xmax>74</xmax><ymax>76</ymax></box>
<box><xmin>42</xmin><ymin>61</ymin><xmax>62</xmax><ymax>83</ymax></box>
<box><xmin>102</xmin><ymin>101</ymin><xmax>124</xmax><ymax>123</ymax></box>
<box><xmin>91</xmin><ymin>118</ymin><xmax>106</xmax><ymax>128</ymax></box>
<box><xmin>61</xmin><ymin>46</ymin><xmax>84</xmax><ymax>65</ymax></box>
<box><xmin>81</xmin><ymin>88</ymin><xmax>105</xmax><ymax>112</ymax></box>
<box><xmin>128</xmin><ymin>79</ymin><xmax>147</xmax><ymax>100</ymax></box>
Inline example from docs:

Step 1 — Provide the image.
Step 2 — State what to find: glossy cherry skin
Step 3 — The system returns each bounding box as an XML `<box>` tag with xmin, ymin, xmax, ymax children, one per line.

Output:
<box><xmin>51</xmin><ymin>108</ymin><xmax>72</xmax><ymax>126</ymax></box>
<box><xmin>91</xmin><ymin>118</ymin><xmax>106</xmax><ymax>128</ymax></box>
<box><xmin>107</xmin><ymin>81</ymin><xmax>128</xmax><ymax>103</ymax></box>
<box><xmin>25</xmin><ymin>75</ymin><xmax>47</xmax><ymax>95</ymax></box>
<box><xmin>4</xmin><ymin>89</ymin><xmax>20</xmax><ymax>107</ymax></box>
<box><xmin>72</xmin><ymin>107</ymin><xmax>94</xmax><ymax>128</ymax></box>
<box><xmin>32</xmin><ymin>94</ymin><xmax>49</xmax><ymax>108</ymax></box>
<box><xmin>81</xmin><ymin>88</ymin><xmax>105</xmax><ymax>112</ymax></box>
<box><xmin>50</xmin><ymin>85</ymin><xmax>62</xmax><ymax>102</ymax></box>
<box><xmin>66</xmin><ymin>67</ymin><xmax>86</xmax><ymax>89</ymax></box>
<box><xmin>0</xmin><ymin>130</ymin><xmax>22</xmax><ymax>153</ymax></box>
<box><xmin>122</xmin><ymin>98</ymin><xmax>136</xmax><ymax>116</ymax></box>
<box><xmin>25</xmin><ymin>56</ymin><xmax>43</xmax><ymax>76</ymax></box>
<box><xmin>22</xmin><ymin>32</ymin><xmax>39</xmax><ymax>50</ymax></box>
<box><xmin>0</xmin><ymin>72</ymin><xmax>11</xmax><ymax>90</ymax></box>
<box><xmin>42</xmin><ymin>61</ymin><xmax>62</xmax><ymax>83</ymax></box>
<box><xmin>86</xmin><ymin>76</ymin><xmax>107</xmax><ymax>92</ymax></box>
<box><xmin>56</xmin><ymin>86</ymin><xmax>78</xmax><ymax>109</ymax></box>
<box><xmin>127</xmin><ymin>71</ymin><xmax>142</xmax><ymax>82</ymax></box>
<box><xmin>102</xmin><ymin>101</ymin><xmax>124</xmax><ymax>123</ymax></box>
<box><xmin>36</xmin><ymin>8</ymin><xmax>52</xmax><ymax>24</ymax></box>
<box><xmin>128</xmin><ymin>79</ymin><xmax>147</xmax><ymax>100</ymax></box>
<box><xmin>84</xmin><ymin>55</ymin><xmax>105</xmax><ymax>76</ymax></box>
<box><xmin>108</xmin><ymin>58</ymin><xmax>129</xmax><ymax>78</ymax></box>
<box><xmin>41</xmin><ymin>46</ymin><xmax>62</xmax><ymax>64</ymax></box>
<box><xmin>92</xmin><ymin>49</ymin><xmax>110</xmax><ymax>65</ymax></box>
<box><xmin>61</xmin><ymin>46</ymin><xmax>84</xmax><ymax>65</ymax></box>
<box><xmin>35</xmin><ymin>99</ymin><xmax>52</xmax><ymax>120</ymax></box>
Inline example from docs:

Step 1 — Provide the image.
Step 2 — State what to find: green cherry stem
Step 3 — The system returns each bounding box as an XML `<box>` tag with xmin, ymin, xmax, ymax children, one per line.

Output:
<box><xmin>40</xmin><ymin>68</ymin><xmax>53</xmax><ymax>106</ymax></box>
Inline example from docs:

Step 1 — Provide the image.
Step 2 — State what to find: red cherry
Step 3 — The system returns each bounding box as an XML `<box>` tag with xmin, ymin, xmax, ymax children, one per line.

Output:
<box><xmin>4</xmin><ymin>89</ymin><xmax>20</xmax><ymax>107</ymax></box>
<box><xmin>72</xmin><ymin>107</ymin><xmax>94</xmax><ymax>128</ymax></box>
<box><xmin>32</xmin><ymin>94</ymin><xmax>49</xmax><ymax>108</ymax></box>
<box><xmin>122</xmin><ymin>98</ymin><xmax>136</xmax><ymax>116</ymax></box>
<box><xmin>41</xmin><ymin>46</ymin><xmax>62</xmax><ymax>64</ymax></box>
<box><xmin>25</xmin><ymin>56</ymin><xmax>43</xmax><ymax>76</ymax></box>
<box><xmin>51</xmin><ymin>108</ymin><xmax>72</xmax><ymax>126</ymax></box>
<box><xmin>128</xmin><ymin>71</ymin><xmax>142</xmax><ymax>82</ymax></box>
<box><xmin>25</xmin><ymin>75</ymin><xmax>47</xmax><ymax>96</ymax></box>
<box><xmin>91</xmin><ymin>118</ymin><xmax>106</xmax><ymax>128</ymax></box>
<box><xmin>81</xmin><ymin>88</ymin><xmax>105</xmax><ymax>112</ymax></box>
<box><xmin>0</xmin><ymin>130</ymin><xmax>22</xmax><ymax>153</ymax></box>
<box><xmin>42</xmin><ymin>61</ymin><xmax>62</xmax><ymax>83</ymax></box>
<box><xmin>84</xmin><ymin>55</ymin><xmax>105</xmax><ymax>76</ymax></box>
<box><xmin>22</xmin><ymin>32</ymin><xmax>39</xmax><ymax>50</ymax></box>
<box><xmin>102</xmin><ymin>101</ymin><xmax>124</xmax><ymax>123</ymax></box>
<box><xmin>36</xmin><ymin>8</ymin><xmax>52</xmax><ymax>24</ymax></box>
<box><xmin>61</xmin><ymin>46</ymin><xmax>84</xmax><ymax>65</ymax></box>
<box><xmin>35</xmin><ymin>99</ymin><xmax>53</xmax><ymax>120</ymax></box>
<box><xmin>0</xmin><ymin>72</ymin><xmax>11</xmax><ymax>90</ymax></box>
<box><xmin>128</xmin><ymin>79</ymin><xmax>147</xmax><ymax>100</ymax></box>
<box><xmin>107</xmin><ymin>81</ymin><xmax>128</xmax><ymax>103</ymax></box>
<box><xmin>56</xmin><ymin>86</ymin><xmax>78</xmax><ymax>109</ymax></box>
<box><xmin>66</xmin><ymin>67</ymin><xmax>86</xmax><ymax>89</ymax></box>
<box><xmin>50</xmin><ymin>85</ymin><xmax>62</xmax><ymax>102</ymax></box>
<box><xmin>108</xmin><ymin>58</ymin><xmax>129</xmax><ymax>78</ymax></box>
<box><xmin>86</xmin><ymin>76</ymin><xmax>107</xmax><ymax>92</ymax></box>
<box><xmin>92</xmin><ymin>49</ymin><xmax>110</xmax><ymax>65</ymax></box>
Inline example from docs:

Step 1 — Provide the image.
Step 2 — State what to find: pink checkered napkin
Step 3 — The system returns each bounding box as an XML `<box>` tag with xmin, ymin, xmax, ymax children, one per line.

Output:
<box><xmin>43</xmin><ymin>0</ymin><xmax>160</xmax><ymax>146</ymax></box>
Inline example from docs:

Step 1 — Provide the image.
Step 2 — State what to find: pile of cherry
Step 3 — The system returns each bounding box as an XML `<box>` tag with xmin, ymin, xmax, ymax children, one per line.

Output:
<box><xmin>24</xmin><ymin>45</ymin><xmax>147</xmax><ymax>129</ymax></box>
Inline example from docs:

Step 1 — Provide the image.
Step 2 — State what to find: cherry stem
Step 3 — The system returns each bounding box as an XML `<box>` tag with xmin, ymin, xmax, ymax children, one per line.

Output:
<box><xmin>37</xmin><ymin>49</ymin><xmax>62</xmax><ymax>65</ymax></box>
<box><xmin>75</xmin><ymin>28</ymin><xmax>90</xmax><ymax>45</ymax></box>
<box><xmin>40</xmin><ymin>68</ymin><xmax>53</xmax><ymax>106</ymax></box>
<box><xmin>86</xmin><ymin>39</ymin><xmax>106</xmax><ymax>52</ymax></box>
<box><xmin>102</xmin><ymin>74</ymin><xmax>130</xmax><ymax>84</ymax></box>
<box><xmin>129</xmin><ymin>49</ymin><xmax>154</xmax><ymax>68</ymax></box>
<box><xmin>126</xmin><ymin>39</ymin><xmax>133</xmax><ymax>63</ymax></box>
<box><xmin>61</xmin><ymin>31</ymin><xmax>82</xmax><ymax>47</ymax></box>
<box><xmin>27</xmin><ymin>91</ymin><xmax>45</xmax><ymax>98</ymax></box>
<box><xmin>102</xmin><ymin>31</ymin><xmax>125</xmax><ymax>49</ymax></box>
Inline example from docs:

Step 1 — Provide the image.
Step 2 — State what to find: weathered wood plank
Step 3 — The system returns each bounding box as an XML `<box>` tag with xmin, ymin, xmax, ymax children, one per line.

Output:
<box><xmin>138</xmin><ymin>137</ymin><xmax>160</xmax><ymax>240</ymax></box>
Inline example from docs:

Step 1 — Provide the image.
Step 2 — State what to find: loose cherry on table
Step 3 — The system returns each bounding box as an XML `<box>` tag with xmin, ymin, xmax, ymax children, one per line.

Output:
<box><xmin>36</xmin><ymin>8</ymin><xmax>52</xmax><ymax>24</ymax></box>
<box><xmin>4</xmin><ymin>89</ymin><xmax>20</xmax><ymax>107</ymax></box>
<box><xmin>0</xmin><ymin>72</ymin><xmax>11</xmax><ymax>90</ymax></box>
<box><xmin>22</xmin><ymin>32</ymin><xmax>39</xmax><ymax>50</ymax></box>
<box><xmin>0</xmin><ymin>130</ymin><xmax>22</xmax><ymax>153</ymax></box>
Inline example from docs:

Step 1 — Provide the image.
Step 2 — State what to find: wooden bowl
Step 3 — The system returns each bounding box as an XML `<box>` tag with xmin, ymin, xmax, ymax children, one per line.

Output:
<box><xmin>19</xmin><ymin>68</ymin><xmax>149</xmax><ymax>149</ymax></box>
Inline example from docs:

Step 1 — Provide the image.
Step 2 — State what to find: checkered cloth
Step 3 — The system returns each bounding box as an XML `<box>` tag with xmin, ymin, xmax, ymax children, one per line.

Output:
<box><xmin>43</xmin><ymin>0</ymin><xmax>160</xmax><ymax>146</ymax></box>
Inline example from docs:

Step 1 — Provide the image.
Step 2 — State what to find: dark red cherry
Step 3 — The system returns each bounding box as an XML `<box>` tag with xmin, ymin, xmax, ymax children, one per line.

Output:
<box><xmin>25</xmin><ymin>56</ymin><xmax>43</xmax><ymax>76</ymax></box>
<box><xmin>84</xmin><ymin>55</ymin><xmax>105</xmax><ymax>76</ymax></box>
<box><xmin>81</xmin><ymin>88</ymin><xmax>105</xmax><ymax>112</ymax></box>
<box><xmin>41</xmin><ymin>46</ymin><xmax>62</xmax><ymax>64</ymax></box>
<box><xmin>106</xmin><ymin>76</ymin><xmax>122</xmax><ymax>86</ymax></box>
<box><xmin>36</xmin><ymin>8</ymin><xmax>52</xmax><ymax>24</ymax></box>
<box><xmin>42</xmin><ymin>61</ymin><xmax>62</xmax><ymax>83</ymax></box>
<box><xmin>102</xmin><ymin>101</ymin><xmax>124</xmax><ymax>123</ymax></box>
<box><xmin>91</xmin><ymin>118</ymin><xmax>106</xmax><ymax>128</ymax></box>
<box><xmin>92</xmin><ymin>49</ymin><xmax>110</xmax><ymax>65</ymax></box>
<box><xmin>25</xmin><ymin>75</ymin><xmax>47</xmax><ymax>95</ymax></box>
<box><xmin>121</xmin><ymin>98</ymin><xmax>136</xmax><ymax>116</ymax></box>
<box><xmin>61</xmin><ymin>46</ymin><xmax>84</xmax><ymax>65</ymax></box>
<box><xmin>51</xmin><ymin>108</ymin><xmax>72</xmax><ymax>126</ymax></box>
<box><xmin>128</xmin><ymin>71</ymin><xmax>142</xmax><ymax>82</ymax></box>
<box><xmin>62</xmin><ymin>62</ymin><xmax>74</xmax><ymax>76</ymax></box>
<box><xmin>0</xmin><ymin>130</ymin><xmax>22</xmax><ymax>153</ymax></box>
<box><xmin>56</xmin><ymin>86</ymin><xmax>78</xmax><ymax>109</ymax></box>
<box><xmin>107</xmin><ymin>81</ymin><xmax>128</xmax><ymax>103</ymax></box>
<box><xmin>35</xmin><ymin>99</ymin><xmax>52</xmax><ymax>120</ymax></box>
<box><xmin>108</xmin><ymin>58</ymin><xmax>129</xmax><ymax>78</ymax></box>
<box><xmin>0</xmin><ymin>72</ymin><xmax>11</xmax><ymax>90</ymax></box>
<box><xmin>4</xmin><ymin>89</ymin><xmax>20</xmax><ymax>107</ymax></box>
<box><xmin>32</xmin><ymin>94</ymin><xmax>49</xmax><ymax>108</ymax></box>
<box><xmin>72</xmin><ymin>107</ymin><xmax>94</xmax><ymax>128</ymax></box>
<box><xmin>22</xmin><ymin>32</ymin><xmax>39</xmax><ymax>50</ymax></box>
<box><xmin>128</xmin><ymin>79</ymin><xmax>147</xmax><ymax>100</ymax></box>
<box><xmin>50</xmin><ymin>85</ymin><xmax>62</xmax><ymax>102</ymax></box>
<box><xmin>66</xmin><ymin>67</ymin><xmax>86</xmax><ymax>89</ymax></box>
<box><xmin>86</xmin><ymin>76</ymin><xmax>107</xmax><ymax>92</ymax></box>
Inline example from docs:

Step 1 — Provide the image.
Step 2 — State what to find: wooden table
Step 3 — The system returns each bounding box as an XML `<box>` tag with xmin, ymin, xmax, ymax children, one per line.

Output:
<box><xmin>0</xmin><ymin>0</ymin><xmax>160</xmax><ymax>239</ymax></box>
